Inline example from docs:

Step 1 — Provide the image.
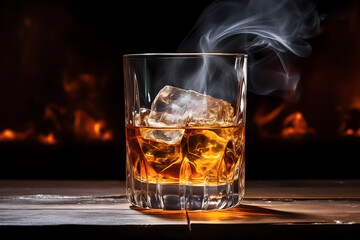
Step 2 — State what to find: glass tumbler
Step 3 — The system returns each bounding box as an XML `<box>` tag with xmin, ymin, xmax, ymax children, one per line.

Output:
<box><xmin>123</xmin><ymin>53</ymin><xmax>247</xmax><ymax>210</ymax></box>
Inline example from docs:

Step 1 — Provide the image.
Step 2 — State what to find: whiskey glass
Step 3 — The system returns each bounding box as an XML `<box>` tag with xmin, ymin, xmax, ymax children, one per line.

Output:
<box><xmin>123</xmin><ymin>53</ymin><xmax>247</xmax><ymax>210</ymax></box>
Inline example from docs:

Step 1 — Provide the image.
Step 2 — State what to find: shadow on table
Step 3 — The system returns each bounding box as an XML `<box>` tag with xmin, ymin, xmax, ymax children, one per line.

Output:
<box><xmin>186</xmin><ymin>204</ymin><xmax>305</xmax><ymax>222</ymax></box>
<box><xmin>130</xmin><ymin>206</ymin><xmax>187</xmax><ymax>220</ymax></box>
<box><xmin>130</xmin><ymin>204</ymin><xmax>305</xmax><ymax>222</ymax></box>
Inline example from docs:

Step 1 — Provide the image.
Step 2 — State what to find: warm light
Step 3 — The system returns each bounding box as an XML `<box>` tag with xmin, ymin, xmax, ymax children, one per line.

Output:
<box><xmin>0</xmin><ymin>71</ymin><xmax>114</xmax><ymax>144</ymax></box>
<box><xmin>73</xmin><ymin>110</ymin><xmax>113</xmax><ymax>141</ymax></box>
<box><xmin>63</xmin><ymin>77</ymin><xmax>79</xmax><ymax>92</ymax></box>
<box><xmin>343</xmin><ymin>128</ymin><xmax>360</xmax><ymax>137</ymax></box>
<box><xmin>93</xmin><ymin>122</ymin><xmax>102</xmax><ymax>136</ymax></box>
<box><xmin>282</xmin><ymin>112</ymin><xmax>314</xmax><ymax>138</ymax></box>
<box><xmin>254</xmin><ymin>103</ymin><xmax>287</xmax><ymax>126</ymax></box>
<box><xmin>0</xmin><ymin>129</ymin><xmax>15</xmax><ymax>140</ymax></box>
<box><xmin>356</xmin><ymin>129</ymin><xmax>360</xmax><ymax>136</ymax></box>
<box><xmin>345</xmin><ymin>129</ymin><xmax>354</xmax><ymax>136</ymax></box>
<box><xmin>79</xmin><ymin>73</ymin><xmax>95</xmax><ymax>86</ymax></box>
<box><xmin>63</xmin><ymin>73</ymin><xmax>96</xmax><ymax>93</ymax></box>
<box><xmin>102</xmin><ymin>131</ymin><xmax>113</xmax><ymax>141</ymax></box>
<box><xmin>38</xmin><ymin>132</ymin><xmax>57</xmax><ymax>144</ymax></box>
<box><xmin>0</xmin><ymin>128</ymin><xmax>33</xmax><ymax>141</ymax></box>
<box><xmin>350</xmin><ymin>98</ymin><xmax>360</xmax><ymax>110</ymax></box>
<box><xmin>43</xmin><ymin>105</ymin><xmax>64</xmax><ymax>131</ymax></box>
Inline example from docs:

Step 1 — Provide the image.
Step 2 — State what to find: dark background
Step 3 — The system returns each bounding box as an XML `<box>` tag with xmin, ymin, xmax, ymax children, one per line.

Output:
<box><xmin>0</xmin><ymin>0</ymin><xmax>359</xmax><ymax>180</ymax></box>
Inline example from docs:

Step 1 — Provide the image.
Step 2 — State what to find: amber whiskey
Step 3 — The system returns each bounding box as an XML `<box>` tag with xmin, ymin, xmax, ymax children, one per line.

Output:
<box><xmin>126</xmin><ymin>125</ymin><xmax>245</xmax><ymax>186</ymax></box>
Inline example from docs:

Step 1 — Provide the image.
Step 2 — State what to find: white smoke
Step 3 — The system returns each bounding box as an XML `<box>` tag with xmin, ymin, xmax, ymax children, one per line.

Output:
<box><xmin>179</xmin><ymin>0</ymin><xmax>320</xmax><ymax>100</ymax></box>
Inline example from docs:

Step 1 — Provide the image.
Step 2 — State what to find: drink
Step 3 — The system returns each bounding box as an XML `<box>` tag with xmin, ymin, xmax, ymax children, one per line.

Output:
<box><xmin>125</xmin><ymin>124</ymin><xmax>245</xmax><ymax>210</ymax></box>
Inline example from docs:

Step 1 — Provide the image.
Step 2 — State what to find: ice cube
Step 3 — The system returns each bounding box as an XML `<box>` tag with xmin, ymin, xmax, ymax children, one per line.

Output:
<box><xmin>137</xmin><ymin>108</ymin><xmax>185</xmax><ymax>144</ymax></box>
<box><xmin>134</xmin><ymin>108</ymin><xmax>150</xmax><ymax>127</ymax></box>
<box><xmin>146</xmin><ymin>85</ymin><xmax>234</xmax><ymax>127</ymax></box>
<box><xmin>140</xmin><ymin>86</ymin><xmax>234</xmax><ymax>145</ymax></box>
<box><xmin>140</xmin><ymin>126</ymin><xmax>185</xmax><ymax>145</ymax></box>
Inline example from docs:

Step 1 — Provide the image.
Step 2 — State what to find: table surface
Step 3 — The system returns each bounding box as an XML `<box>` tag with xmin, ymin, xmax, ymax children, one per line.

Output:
<box><xmin>1</xmin><ymin>180</ymin><xmax>360</xmax><ymax>239</ymax></box>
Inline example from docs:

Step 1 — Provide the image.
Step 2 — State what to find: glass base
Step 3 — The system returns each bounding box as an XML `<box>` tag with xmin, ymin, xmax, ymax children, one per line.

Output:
<box><xmin>127</xmin><ymin>178</ymin><xmax>244</xmax><ymax>210</ymax></box>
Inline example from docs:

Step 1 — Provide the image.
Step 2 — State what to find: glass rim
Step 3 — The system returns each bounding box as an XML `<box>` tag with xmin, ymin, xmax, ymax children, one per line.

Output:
<box><xmin>123</xmin><ymin>52</ymin><xmax>248</xmax><ymax>58</ymax></box>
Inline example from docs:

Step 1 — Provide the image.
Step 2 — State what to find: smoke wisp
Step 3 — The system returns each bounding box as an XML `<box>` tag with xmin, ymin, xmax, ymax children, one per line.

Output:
<box><xmin>179</xmin><ymin>0</ymin><xmax>320</xmax><ymax>100</ymax></box>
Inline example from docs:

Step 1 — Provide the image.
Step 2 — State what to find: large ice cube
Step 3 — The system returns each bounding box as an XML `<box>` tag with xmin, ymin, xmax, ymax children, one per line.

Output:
<box><xmin>146</xmin><ymin>85</ymin><xmax>235</xmax><ymax>127</ymax></box>
<box><xmin>134</xmin><ymin>107</ymin><xmax>183</xmax><ymax>144</ymax></box>
<box><xmin>140</xmin><ymin>126</ymin><xmax>184</xmax><ymax>145</ymax></box>
<box><xmin>140</xmin><ymin>86</ymin><xmax>234</xmax><ymax>145</ymax></box>
<box><xmin>134</xmin><ymin>108</ymin><xmax>150</xmax><ymax>127</ymax></box>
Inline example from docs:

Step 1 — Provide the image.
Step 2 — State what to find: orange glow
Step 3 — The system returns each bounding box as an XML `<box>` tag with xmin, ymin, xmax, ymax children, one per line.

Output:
<box><xmin>0</xmin><ymin>128</ymin><xmax>33</xmax><ymax>141</ymax></box>
<box><xmin>73</xmin><ymin>110</ymin><xmax>112</xmax><ymax>141</ymax></box>
<box><xmin>345</xmin><ymin>129</ymin><xmax>354</xmax><ymax>136</ymax></box>
<box><xmin>350</xmin><ymin>98</ymin><xmax>360</xmax><ymax>110</ymax></box>
<box><xmin>187</xmin><ymin>206</ymin><xmax>279</xmax><ymax>222</ymax></box>
<box><xmin>356</xmin><ymin>129</ymin><xmax>360</xmax><ymax>136</ymax></box>
<box><xmin>101</xmin><ymin>131</ymin><xmax>113</xmax><ymax>141</ymax></box>
<box><xmin>43</xmin><ymin>104</ymin><xmax>64</xmax><ymax>131</ymax></box>
<box><xmin>282</xmin><ymin>112</ymin><xmax>314</xmax><ymax>138</ymax></box>
<box><xmin>79</xmin><ymin>73</ymin><xmax>95</xmax><ymax>87</ymax></box>
<box><xmin>62</xmin><ymin>72</ymin><xmax>113</xmax><ymax>141</ymax></box>
<box><xmin>63</xmin><ymin>73</ymin><xmax>96</xmax><ymax>93</ymax></box>
<box><xmin>0</xmin><ymin>69</ymin><xmax>114</xmax><ymax>144</ymax></box>
<box><xmin>63</xmin><ymin>79</ymin><xmax>78</xmax><ymax>92</ymax></box>
<box><xmin>38</xmin><ymin>132</ymin><xmax>57</xmax><ymax>144</ymax></box>
<box><xmin>93</xmin><ymin>122</ymin><xmax>102</xmax><ymax>136</ymax></box>
<box><xmin>0</xmin><ymin>129</ymin><xmax>15</xmax><ymax>140</ymax></box>
<box><xmin>344</xmin><ymin>128</ymin><xmax>360</xmax><ymax>137</ymax></box>
<box><xmin>254</xmin><ymin>103</ymin><xmax>287</xmax><ymax>126</ymax></box>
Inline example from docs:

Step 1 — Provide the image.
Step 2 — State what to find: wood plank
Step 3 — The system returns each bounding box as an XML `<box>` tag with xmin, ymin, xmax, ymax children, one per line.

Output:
<box><xmin>0</xmin><ymin>180</ymin><xmax>126</xmax><ymax>197</ymax></box>
<box><xmin>245</xmin><ymin>180</ymin><xmax>360</xmax><ymax>199</ymax></box>
<box><xmin>0</xmin><ymin>180</ymin><xmax>189</xmax><ymax>239</ymax></box>
<box><xmin>187</xmin><ymin>200</ymin><xmax>360</xmax><ymax>224</ymax></box>
<box><xmin>187</xmin><ymin>180</ymin><xmax>360</xmax><ymax>239</ymax></box>
<box><xmin>0</xmin><ymin>195</ymin><xmax>188</xmax><ymax>226</ymax></box>
<box><xmin>2</xmin><ymin>180</ymin><xmax>360</xmax><ymax>199</ymax></box>
<box><xmin>1</xmin><ymin>180</ymin><xmax>360</xmax><ymax>240</ymax></box>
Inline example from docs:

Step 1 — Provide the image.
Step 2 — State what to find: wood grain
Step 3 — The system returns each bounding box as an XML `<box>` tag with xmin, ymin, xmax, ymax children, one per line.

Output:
<box><xmin>1</xmin><ymin>180</ymin><xmax>359</xmax><ymax>239</ymax></box>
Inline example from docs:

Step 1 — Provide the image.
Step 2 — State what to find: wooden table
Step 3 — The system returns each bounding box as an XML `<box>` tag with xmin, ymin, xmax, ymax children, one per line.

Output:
<box><xmin>1</xmin><ymin>180</ymin><xmax>360</xmax><ymax>239</ymax></box>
